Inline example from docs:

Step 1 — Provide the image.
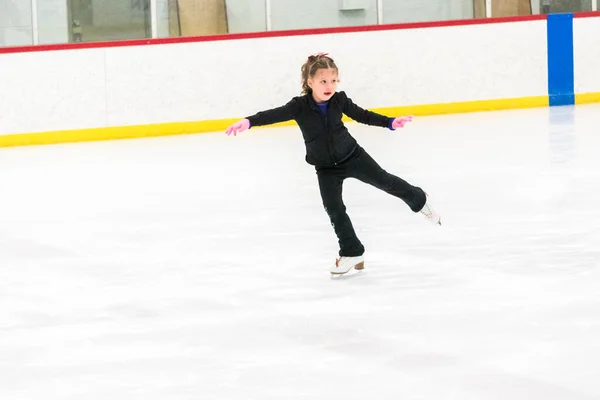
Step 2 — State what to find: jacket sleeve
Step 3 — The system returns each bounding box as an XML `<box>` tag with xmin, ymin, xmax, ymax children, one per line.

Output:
<box><xmin>245</xmin><ymin>98</ymin><xmax>299</xmax><ymax>128</ymax></box>
<box><xmin>339</xmin><ymin>91</ymin><xmax>393</xmax><ymax>129</ymax></box>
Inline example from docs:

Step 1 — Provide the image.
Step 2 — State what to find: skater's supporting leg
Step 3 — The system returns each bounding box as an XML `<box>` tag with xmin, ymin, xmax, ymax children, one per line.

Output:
<box><xmin>317</xmin><ymin>169</ymin><xmax>365</xmax><ymax>257</ymax></box>
<box><xmin>350</xmin><ymin>148</ymin><xmax>426</xmax><ymax>212</ymax></box>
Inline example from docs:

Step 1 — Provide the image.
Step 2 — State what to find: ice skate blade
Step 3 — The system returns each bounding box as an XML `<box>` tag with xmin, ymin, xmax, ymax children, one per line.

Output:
<box><xmin>330</xmin><ymin>268</ymin><xmax>366</xmax><ymax>280</ymax></box>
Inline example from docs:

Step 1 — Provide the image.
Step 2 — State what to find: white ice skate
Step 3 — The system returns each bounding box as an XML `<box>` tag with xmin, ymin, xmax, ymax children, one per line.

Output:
<box><xmin>420</xmin><ymin>193</ymin><xmax>442</xmax><ymax>226</ymax></box>
<box><xmin>330</xmin><ymin>255</ymin><xmax>365</xmax><ymax>275</ymax></box>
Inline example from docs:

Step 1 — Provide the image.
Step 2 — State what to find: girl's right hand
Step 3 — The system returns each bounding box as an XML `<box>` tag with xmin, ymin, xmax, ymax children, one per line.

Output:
<box><xmin>225</xmin><ymin>119</ymin><xmax>250</xmax><ymax>136</ymax></box>
<box><xmin>391</xmin><ymin>116</ymin><xmax>413</xmax><ymax>129</ymax></box>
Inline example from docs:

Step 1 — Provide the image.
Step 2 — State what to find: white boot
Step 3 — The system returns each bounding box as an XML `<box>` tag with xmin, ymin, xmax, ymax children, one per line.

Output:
<box><xmin>330</xmin><ymin>255</ymin><xmax>365</xmax><ymax>275</ymax></box>
<box><xmin>420</xmin><ymin>193</ymin><xmax>442</xmax><ymax>226</ymax></box>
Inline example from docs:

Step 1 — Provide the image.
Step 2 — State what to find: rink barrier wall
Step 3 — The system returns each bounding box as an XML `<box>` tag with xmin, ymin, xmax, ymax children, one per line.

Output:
<box><xmin>573</xmin><ymin>13</ymin><xmax>600</xmax><ymax>99</ymax></box>
<box><xmin>1</xmin><ymin>12</ymin><xmax>600</xmax><ymax>148</ymax></box>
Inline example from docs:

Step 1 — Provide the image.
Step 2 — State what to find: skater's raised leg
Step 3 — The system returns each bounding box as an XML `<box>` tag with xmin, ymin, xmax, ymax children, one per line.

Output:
<box><xmin>350</xmin><ymin>147</ymin><xmax>441</xmax><ymax>225</ymax></box>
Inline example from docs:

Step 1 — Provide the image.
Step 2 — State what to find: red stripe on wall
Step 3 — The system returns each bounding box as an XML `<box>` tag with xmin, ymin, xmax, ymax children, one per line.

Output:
<box><xmin>573</xmin><ymin>11</ymin><xmax>600</xmax><ymax>18</ymax></box>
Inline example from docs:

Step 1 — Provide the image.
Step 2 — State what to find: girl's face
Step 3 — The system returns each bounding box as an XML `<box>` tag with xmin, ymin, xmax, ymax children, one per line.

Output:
<box><xmin>308</xmin><ymin>68</ymin><xmax>339</xmax><ymax>103</ymax></box>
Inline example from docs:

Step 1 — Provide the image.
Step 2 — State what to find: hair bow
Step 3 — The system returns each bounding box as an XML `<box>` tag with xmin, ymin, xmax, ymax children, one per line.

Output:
<box><xmin>308</xmin><ymin>52</ymin><xmax>329</xmax><ymax>60</ymax></box>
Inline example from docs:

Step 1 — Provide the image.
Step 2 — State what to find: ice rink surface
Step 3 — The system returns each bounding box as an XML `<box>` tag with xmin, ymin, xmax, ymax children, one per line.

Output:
<box><xmin>1</xmin><ymin>104</ymin><xmax>600</xmax><ymax>399</ymax></box>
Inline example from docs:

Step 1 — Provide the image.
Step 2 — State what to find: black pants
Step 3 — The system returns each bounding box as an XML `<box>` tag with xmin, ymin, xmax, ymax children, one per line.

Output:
<box><xmin>316</xmin><ymin>146</ymin><xmax>426</xmax><ymax>257</ymax></box>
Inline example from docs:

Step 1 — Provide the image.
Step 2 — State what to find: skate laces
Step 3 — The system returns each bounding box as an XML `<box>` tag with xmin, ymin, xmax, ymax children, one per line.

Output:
<box><xmin>420</xmin><ymin>203</ymin><xmax>433</xmax><ymax>218</ymax></box>
<box><xmin>335</xmin><ymin>257</ymin><xmax>349</xmax><ymax>267</ymax></box>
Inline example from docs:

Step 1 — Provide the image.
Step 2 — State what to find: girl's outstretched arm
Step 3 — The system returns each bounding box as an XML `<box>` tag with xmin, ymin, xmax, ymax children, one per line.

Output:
<box><xmin>339</xmin><ymin>91</ymin><xmax>412</xmax><ymax>130</ymax></box>
<box><xmin>225</xmin><ymin>98</ymin><xmax>300</xmax><ymax>136</ymax></box>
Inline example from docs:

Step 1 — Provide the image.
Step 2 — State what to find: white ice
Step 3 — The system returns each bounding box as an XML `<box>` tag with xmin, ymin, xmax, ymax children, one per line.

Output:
<box><xmin>1</xmin><ymin>104</ymin><xmax>600</xmax><ymax>399</ymax></box>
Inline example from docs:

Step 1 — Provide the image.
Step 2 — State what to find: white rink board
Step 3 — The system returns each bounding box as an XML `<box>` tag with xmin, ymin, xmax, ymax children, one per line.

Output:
<box><xmin>1</xmin><ymin>19</ymin><xmax>549</xmax><ymax>136</ymax></box>
<box><xmin>573</xmin><ymin>17</ymin><xmax>600</xmax><ymax>95</ymax></box>
<box><xmin>0</xmin><ymin>49</ymin><xmax>107</xmax><ymax>135</ymax></box>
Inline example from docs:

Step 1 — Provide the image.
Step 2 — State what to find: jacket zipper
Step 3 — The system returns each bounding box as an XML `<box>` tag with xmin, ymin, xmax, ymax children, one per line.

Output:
<box><xmin>321</xmin><ymin>110</ymin><xmax>337</xmax><ymax>165</ymax></box>
<box><xmin>313</xmin><ymin>107</ymin><xmax>336</xmax><ymax>166</ymax></box>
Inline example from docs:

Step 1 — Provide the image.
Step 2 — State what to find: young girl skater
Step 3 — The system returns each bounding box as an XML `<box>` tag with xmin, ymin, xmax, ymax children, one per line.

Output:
<box><xmin>225</xmin><ymin>53</ymin><xmax>441</xmax><ymax>275</ymax></box>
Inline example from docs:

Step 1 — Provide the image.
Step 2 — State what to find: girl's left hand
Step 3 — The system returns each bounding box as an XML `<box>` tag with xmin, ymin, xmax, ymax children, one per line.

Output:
<box><xmin>392</xmin><ymin>116</ymin><xmax>413</xmax><ymax>129</ymax></box>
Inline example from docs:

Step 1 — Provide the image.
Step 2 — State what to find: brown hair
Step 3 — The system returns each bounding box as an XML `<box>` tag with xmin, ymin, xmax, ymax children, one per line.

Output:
<box><xmin>301</xmin><ymin>53</ymin><xmax>338</xmax><ymax>95</ymax></box>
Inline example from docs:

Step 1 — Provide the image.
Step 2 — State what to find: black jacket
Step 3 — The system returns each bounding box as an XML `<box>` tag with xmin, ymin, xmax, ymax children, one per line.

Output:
<box><xmin>245</xmin><ymin>91</ymin><xmax>393</xmax><ymax>167</ymax></box>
